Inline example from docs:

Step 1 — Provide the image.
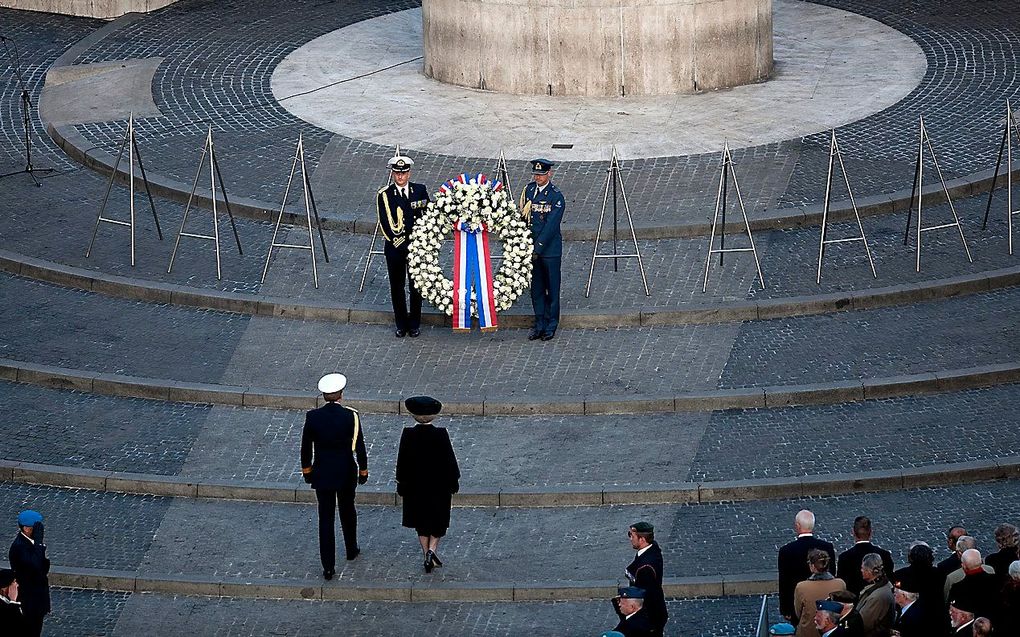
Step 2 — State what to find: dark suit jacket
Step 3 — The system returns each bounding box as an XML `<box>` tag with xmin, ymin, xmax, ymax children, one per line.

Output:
<box><xmin>837</xmin><ymin>541</ymin><xmax>895</xmax><ymax>594</ymax></box>
<box><xmin>778</xmin><ymin>535</ymin><xmax>836</xmax><ymax>617</ymax></box>
<box><xmin>986</xmin><ymin>546</ymin><xmax>1019</xmax><ymax>584</ymax></box>
<box><xmin>893</xmin><ymin>599</ymin><xmax>931</xmax><ymax>637</ymax></box>
<box><xmin>376</xmin><ymin>182</ymin><xmax>430</xmax><ymax>248</ymax></box>
<box><xmin>948</xmin><ymin>571</ymin><xmax>999</xmax><ymax>622</ymax></box>
<box><xmin>396</xmin><ymin>424</ymin><xmax>460</xmax><ymax>531</ymax></box>
<box><xmin>300</xmin><ymin>402</ymin><xmax>368</xmax><ymax>490</ymax></box>
<box><xmin>627</xmin><ymin>542</ymin><xmax>668</xmax><ymax>631</ymax></box>
<box><xmin>8</xmin><ymin>533</ymin><xmax>50</xmax><ymax>616</ymax></box>
<box><xmin>613</xmin><ymin>607</ymin><xmax>656</xmax><ymax>637</ymax></box>
<box><xmin>892</xmin><ymin>564</ymin><xmax>948</xmax><ymax>634</ymax></box>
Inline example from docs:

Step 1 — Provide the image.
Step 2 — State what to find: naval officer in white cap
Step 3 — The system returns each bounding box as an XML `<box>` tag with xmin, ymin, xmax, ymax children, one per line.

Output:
<box><xmin>376</xmin><ymin>155</ymin><xmax>431</xmax><ymax>337</ymax></box>
<box><xmin>300</xmin><ymin>373</ymin><xmax>369</xmax><ymax>579</ymax></box>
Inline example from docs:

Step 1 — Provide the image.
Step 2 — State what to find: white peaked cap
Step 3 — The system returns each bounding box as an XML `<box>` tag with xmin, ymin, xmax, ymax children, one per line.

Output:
<box><xmin>317</xmin><ymin>373</ymin><xmax>348</xmax><ymax>393</ymax></box>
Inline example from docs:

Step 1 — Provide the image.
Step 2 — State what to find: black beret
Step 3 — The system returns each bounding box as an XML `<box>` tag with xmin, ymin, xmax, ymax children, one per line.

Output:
<box><xmin>949</xmin><ymin>593</ymin><xmax>978</xmax><ymax>613</ymax></box>
<box><xmin>631</xmin><ymin>521</ymin><xmax>654</xmax><ymax>533</ymax></box>
<box><xmin>0</xmin><ymin>568</ymin><xmax>14</xmax><ymax>588</ymax></box>
<box><xmin>405</xmin><ymin>395</ymin><xmax>442</xmax><ymax>416</ymax></box>
<box><xmin>893</xmin><ymin>575</ymin><xmax>920</xmax><ymax>594</ymax></box>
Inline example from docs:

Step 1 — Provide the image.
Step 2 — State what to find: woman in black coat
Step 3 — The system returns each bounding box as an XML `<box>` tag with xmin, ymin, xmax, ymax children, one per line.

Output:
<box><xmin>396</xmin><ymin>396</ymin><xmax>460</xmax><ymax>572</ymax></box>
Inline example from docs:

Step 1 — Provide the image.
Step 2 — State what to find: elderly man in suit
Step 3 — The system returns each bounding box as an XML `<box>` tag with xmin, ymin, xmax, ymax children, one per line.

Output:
<box><xmin>301</xmin><ymin>373</ymin><xmax>369</xmax><ymax>579</ymax></box>
<box><xmin>779</xmin><ymin>510</ymin><xmax>837</xmax><ymax>622</ymax></box>
<box><xmin>837</xmin><ymin>516</ymin><xmax>894</xmax><ymax>595</ymax></box>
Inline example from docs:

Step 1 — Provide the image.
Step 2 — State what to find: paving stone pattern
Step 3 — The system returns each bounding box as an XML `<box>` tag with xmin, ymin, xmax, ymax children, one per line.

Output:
<box><xmin>47</xmin><ymin>588</ymin><xmax>129</xmax><ymax>637</ymax></box>
<box><xmin>5</xmin><ymin>480</ymin><xmax>1017</xmax><ymax>584</ymax></box>
<box><xmin>7</xmin><ymin>379</ymin><xmax>1020</xmax><ymax>487</ymax></box>
<box><xmin>63</xmin><ymin>0</ymin><xmax>1020</xmax><ymax>226</ymax></box>
<box><xmin>0</xmin><ymin>482</ymin><xmax>168</xmax><ymax>572</ymax></box>
<box><xmin>98</xmin><ymin>591</ymin><xmax>767</xmax><ymax>637</ymax></box>
<box><xmin>0</xmin><ymin>382</ymin><xmax>208</xmax><ymax>475</ymax></box>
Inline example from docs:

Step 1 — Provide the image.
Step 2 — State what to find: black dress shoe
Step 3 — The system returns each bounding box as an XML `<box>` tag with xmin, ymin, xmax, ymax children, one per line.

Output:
<box><xmin>409</xmin><ymin>328</ymin><xmax>421</xmax><ymax>338</ymax></box>
<box><xmin>424</xmin><ymin>552</ymin><xmax>434</xmax><ymax>573</ymax></box>
<box><xmin>395</xmin><ymin>329</ymin><xmax>406</xmax><ymax>338</ymax></box>
<box><xmin>429</xmin><ymin>551</ymin><xmax>443</xmax><ymax>568</ymax></box>
<box><xmin>323</xmin><ymin>569</ymin><xmax>335</xmax><ymax>580</ymax></box>
<box><xmin>528</xmin><ymin>329</ymin><xmax>543</xmax><ymax>341</ymax></box>
<box><xmin>346</xmin><ymin>548</ymin><xmax>360</xmax><ymax>561</ymax></box>
<box><xmin>541</xmin><ymin>330</ymin><xmax>555</xmax><ymax>341</ymax></box>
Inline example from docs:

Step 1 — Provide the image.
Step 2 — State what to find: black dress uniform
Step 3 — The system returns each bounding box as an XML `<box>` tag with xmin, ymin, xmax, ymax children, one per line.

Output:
<box><xmin>519</xmin><ymin>159</ymin><xmax>564</xmax><ymax>339</ymax></box>
<box><xmin>376</xmin><ymin>158</ymin><xmax>431</xmax><ymax>336</ymax></box>
<box><xmin>837</xmin><ymin>541</ymin><xmax>895</xmax><ymax>594</ymax></box>
<box><xmin>627</xmin><ymin>541</ymin><xmax>668</xmax><ymax>636</ymax></box>
<box><xmin>612</xmin><ymin>587</ymin><xmax>656</xmax><ymax>637</ymax></box>
<box><xmin>8</xmin><ymin>517</ymin><xmax>49</xmax><ymax>637</ymax></box>
<box><xmin>301</xmin><ymin>401</ymin><xmax>368</xmax><ymax>570</ymax></box>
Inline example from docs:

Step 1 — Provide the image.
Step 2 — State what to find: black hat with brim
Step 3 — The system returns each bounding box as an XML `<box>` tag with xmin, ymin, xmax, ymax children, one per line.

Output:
<box><xmin>405</xmin><ymin>395</ymin><xmax>442</xmax><ymax>416</ymax></box>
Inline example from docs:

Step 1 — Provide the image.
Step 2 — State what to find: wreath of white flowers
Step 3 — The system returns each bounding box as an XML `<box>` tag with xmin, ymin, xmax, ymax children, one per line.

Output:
<box><xmin>408</xmin><ymin>175</ymin><xmax>534</xmax><ymax>317</ymax></box>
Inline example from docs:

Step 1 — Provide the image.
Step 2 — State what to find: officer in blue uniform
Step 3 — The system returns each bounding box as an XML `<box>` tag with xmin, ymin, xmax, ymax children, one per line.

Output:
<box><xmin>377</xmin><ymin>156</ymin><xmax>431</xmax><ymax>338</ymax></box>
<box><xmin>519</xmin><ymin>159</ymin><xmax>564</xmax><ymax>341</ymax></box>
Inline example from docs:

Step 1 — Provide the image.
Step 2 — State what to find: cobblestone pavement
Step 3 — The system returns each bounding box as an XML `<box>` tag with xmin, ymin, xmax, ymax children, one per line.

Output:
<box><xmin>5</xmin><ymin>480</ymin><xmax>1017</xmax><ymax>584</ymax></box>
<box><xmin>47</xmin><ymin>588</ymin><xmax>129</xmax><ymax>637</ymax></box>
<box><xmin>6</xmin><ymin>272</ymin><xmax>1020</xmax><ymax>397</ymax></box>
<box><xmin>6</xmin><ymin>380</ymin><xmax>1020</xmax><ymax>488</ymax></box>
<box><xmin>46</xmin><ymin>588</ymin><xmax>768</xmax><ymax>637</ymax></box>
<box><xmin>48</xmin><ymin>0</ymin><xmax>1020</xmax><ymax>228</ymax></box>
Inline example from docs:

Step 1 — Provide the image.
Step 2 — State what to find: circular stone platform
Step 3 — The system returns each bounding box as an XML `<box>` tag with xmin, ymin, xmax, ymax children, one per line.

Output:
<box><xmin>271</xmin><ymin>0</ymin><xmax>926</xmax><ymax>160</ymax></box>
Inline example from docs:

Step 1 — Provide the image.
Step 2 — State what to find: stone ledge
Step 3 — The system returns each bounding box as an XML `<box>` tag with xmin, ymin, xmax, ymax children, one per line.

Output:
<box><xmin>0</xmin><ymin>563</ymin><xmax>777</xmax><ymax>601</ymax></box>
<box><xmin>0</xmin><ymin>0</ymin><xmax>176</xmax><ymax>20</ymax></box>
<box><xmin>3</xmin><ymin>357</ymin><xmax>1020</xmax><ymax>415</ymax></box>
<box><xmin>3</xmin><ymin>458</ymin><xmax>1016</xmax><ymax>507</ymax></box>
<box><xmin>4</xmin><ymin>249</ymin><xmax>1020</xmax><ymax>329</ymax></box>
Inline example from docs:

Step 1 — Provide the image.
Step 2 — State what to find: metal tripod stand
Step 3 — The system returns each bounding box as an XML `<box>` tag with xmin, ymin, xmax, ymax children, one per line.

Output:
<box><xmin>816</xmin><ymin>130</ymin><xmax>877</xmax><ymax>283</ymax></box>
<box><xmin>0</xmin><ymin>36</ymin><xmax>55</xmax><ymax>186</ymax></box>
<box><xmin>982</xmin><ymin>101</ymin><xmax>1020</xmax><ymax>253</ymax></box>
<box><xmin>702</xmin><ymin>144</ymin><xmax>765</xmax><ymax>292</ymax></box>
<box><xmin>585</xmin><ymin>146</ymin><xmax>650</xmax><ymax>298</ymax></box>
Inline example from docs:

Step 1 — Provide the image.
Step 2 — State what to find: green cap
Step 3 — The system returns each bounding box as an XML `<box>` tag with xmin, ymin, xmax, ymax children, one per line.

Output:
<box><xmin>631</xmin><ymin>521</ymin><xmax>654</xmax><ymax>533</ymax></box>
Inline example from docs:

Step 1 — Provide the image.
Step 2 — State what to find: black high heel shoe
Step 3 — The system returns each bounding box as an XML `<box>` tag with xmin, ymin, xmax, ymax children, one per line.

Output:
<box><xmin>429</xmin><ymin>551</ymin><xmax>443</xmax><ymax>568</ymax></box>
<box><xmin>424</xmin><ymin>551</ymin><xmax>434</xmax><ymax>573</ymax></box>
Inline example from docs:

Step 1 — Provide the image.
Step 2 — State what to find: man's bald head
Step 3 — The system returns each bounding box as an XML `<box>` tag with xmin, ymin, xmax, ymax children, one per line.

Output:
<box><xmin>961</xmin><ymin>549</ymin><xmax>983</xmax><ymax>570</ymax></box>
<box><xmin>795</xmin><ymin>510</ymin><xmax>816</xmax><ymax>534</ymax></box>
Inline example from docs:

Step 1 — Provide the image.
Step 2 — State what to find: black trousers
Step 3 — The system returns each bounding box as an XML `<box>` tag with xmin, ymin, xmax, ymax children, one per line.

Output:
<box><xmin>384</xmin><ymin>242</ymin><xmax>422</xmax><ymax>331</ymax></box>
<box><xmin>23</xmin><ymin>612</ymin><xmax>44</xmax><ymax>637</ymax></box>
<box><xmin>315</xmin><ymin>487</ymin><xmax>358</xmax><ymax>570</ymax></box>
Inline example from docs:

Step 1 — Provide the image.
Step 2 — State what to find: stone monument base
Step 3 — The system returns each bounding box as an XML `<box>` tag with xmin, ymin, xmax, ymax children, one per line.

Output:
<box><xmin>0</xmin><ymin>0</ymin><xmax>176</xmax><ymax>19</ymax></box>
<box><xmin>422</xmin><ymin>0</ymin><xmax>773</xmax><ymax>96</ymax></box>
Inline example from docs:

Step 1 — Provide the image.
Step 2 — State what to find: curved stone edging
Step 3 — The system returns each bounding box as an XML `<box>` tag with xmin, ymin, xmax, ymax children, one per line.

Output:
<box><xmin>2</xmin><ymin>248</ymin><xmax>1019</xmax><ymax>328</ymax></box>
<box><xmin>46</xmin><ymin>118</ymin><xmax>1020</xmax><ymax>241</ymax></box>
<box><xmin>2</xmin><ymin>564</ymin><xmax>775</xmax><ymax>601</ymax></box>
<box><xmin>4</xmin><ymin>459</ymin><xmax>1017</xmax><ymax>507</ymax></box>
<box><xmin>4</xmin><ymin>357</ymin><xmax>1020</xmax><ymax>415</ymax></box>
<box><xmin>36</xmin><ymin>14</ymin><xmax>1020</xmax><ymax>242</ymax></box>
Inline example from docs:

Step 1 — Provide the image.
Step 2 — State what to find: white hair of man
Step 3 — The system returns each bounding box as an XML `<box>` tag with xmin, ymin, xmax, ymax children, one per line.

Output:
<box><xmin>960</xmin><ymin>548</ymin><xmax>983</xmax><ymax>570</ymax></box>
<box><xmin>1009</xmin><ymin>560</ymin><xmax>1020</xmax><ymax>581</ymax></box>
<box><xmin>795</xmin><ymin>510</ymin><xmax>816</xmax><ymax>533</ymax></box>
<box><xmin>894</xmin><ymin>587</ymin><xmax>919</xmax><ymax>604</ymax></box>
<box><xmin>862</xmin><ymin>552</ymin><xmax>885</xmax><ymax>578</ymax></box>
<box><xmin>956</xmin><ymin>535</ymin><xmax>977</xmax><ymax>554</ymax></box>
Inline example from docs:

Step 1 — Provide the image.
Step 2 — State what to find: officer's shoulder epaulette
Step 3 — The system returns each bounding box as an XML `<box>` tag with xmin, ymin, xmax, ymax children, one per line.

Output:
<box><xmin>340</xmin><ymin>404</ymin><xmax>360</xmax><ymax>414</ymax></box>
<box><xmin>377</xmin><ymin>184</ymin><xmax>390</xmax><ymax>195</ymax></box>
<box><xmin>548</xmin><ymin>183</ymin><xmax>562</xmax><ymax>193</ymax></box>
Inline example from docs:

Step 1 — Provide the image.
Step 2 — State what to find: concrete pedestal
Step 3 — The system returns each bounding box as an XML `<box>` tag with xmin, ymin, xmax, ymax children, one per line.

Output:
<box><xmin>0</xmin><ymin>0</ymin><xmax>176</xmax><ymax>19</ymax></box>
<box><xmin>422</xmin><ymin>0</ymin><xmax>773</xmax><ymax>96</ymax></box>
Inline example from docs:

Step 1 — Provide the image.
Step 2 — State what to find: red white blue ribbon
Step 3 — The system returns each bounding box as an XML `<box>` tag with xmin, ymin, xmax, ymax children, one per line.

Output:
<box><xmin>445</xmin><ymin>174</ymin><xmax>501</xmax><ymax>332</ymax></box>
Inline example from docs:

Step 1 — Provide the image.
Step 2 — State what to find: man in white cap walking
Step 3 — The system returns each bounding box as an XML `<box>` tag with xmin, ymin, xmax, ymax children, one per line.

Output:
<box><xmin>376</xmin><ymin>155</ymin><xmax>431</xmax><ymax>338</ymax></box>
<box><xmin>301</xmin><ymin>373</ymin><xmax>369</xmax><ymax>579</ymax></box>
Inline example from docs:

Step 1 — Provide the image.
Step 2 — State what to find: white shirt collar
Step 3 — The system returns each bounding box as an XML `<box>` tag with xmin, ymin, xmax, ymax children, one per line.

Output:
<box><xmin>20</xmin><ymin>531</ymin><xmax>34</xmax><ymax>545</ymax></box>
<box><xmin>955</xmin><ymin>619</ymin><xmax>975</xmax><ymax>632</ymax></box>
<box><xmin>535</xmin><ymin>184</ymin><xmax>547</xmax><ymax>194</ymax></box>
<box><xmin>637</xmin><ymin>544</ymin><xmax>652</xmax><ymax>557</ymax></box>
<box><xmin>822</xmin><ymin>629</ymin><xmax>838</xmax><ymax>637</ymax></box>
<box><xmin>855</xmin><ymin>540</ymin><xmax>873</xmax><ymax>545</ymax></box>
<box><xmin>900</xmin><ymin>599</ymin><xmax>916</xmax><ymax>614</ymax></box>
<box><xmin>625</xmin><ymin>610</ymin><xmax>639</xmax><ymax>620</ymax></box>
<box><xmin>798</xmin><ymin>533</ymin><xmax>814</xmax><ymax>538</ymax></box>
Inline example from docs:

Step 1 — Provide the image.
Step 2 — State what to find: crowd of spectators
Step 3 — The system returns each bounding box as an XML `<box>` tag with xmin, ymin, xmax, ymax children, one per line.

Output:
<box><xmin>776</xmin><ymin>510</ymin><xmax>1020</xmax><ymax>636</ymax></box>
